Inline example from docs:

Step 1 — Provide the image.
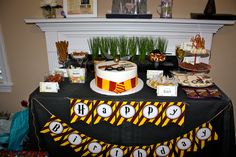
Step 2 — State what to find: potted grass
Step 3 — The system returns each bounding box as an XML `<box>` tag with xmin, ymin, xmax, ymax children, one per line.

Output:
<box><xmin>99</xmin><ymin>37</ymin><xmax>109</xmax><ymax>59</ymax></box>
<box><xmin>88</xmin><ymin>37</ymin><xmax>100</xmax><ymax>60</ymax></box>
<box><xmin>137</xmin><ymin>37</ymin><xmax>148</xmax><ymax>62</ymax></box>
<box><xmin>127</xmin><ymin>37</ymin><xmax>137</xmax><ymax>61</ymax></box>
<box><xmin>118</xmin><ymin>36</ymin><xmax>128</xmax><ymax>58</ymax></box>
<box><xmin>156</xmin><ymin>37</ymin><xmax>168</xmax><ymax>53</ymax></box>
<box><xmin>146</xmin><ymin>37</ymin><xmax>156</xmax><ymax>53</ymax></box>
<box><xmin>108</xmin><ymin>37</ymin><xmax>118</xmax><ymax>59</ymax></box>
<box><xmin>88</xmin><ymin>37</ymin><xmax>105</xmax><ymax>71</ymax></box>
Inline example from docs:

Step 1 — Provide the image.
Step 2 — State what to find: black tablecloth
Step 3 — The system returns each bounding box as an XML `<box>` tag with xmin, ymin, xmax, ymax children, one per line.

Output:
<box><xmin>29</xmin><ymin>73</ymin><xmax>235</xmax><ymax>157</ymax></box>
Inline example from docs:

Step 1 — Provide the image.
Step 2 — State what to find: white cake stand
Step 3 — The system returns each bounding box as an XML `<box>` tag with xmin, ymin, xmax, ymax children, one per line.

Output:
<box><xmin>90</xmin><ymin>78</ymin><xmax>144</xmax><ymax>96</ymax></box>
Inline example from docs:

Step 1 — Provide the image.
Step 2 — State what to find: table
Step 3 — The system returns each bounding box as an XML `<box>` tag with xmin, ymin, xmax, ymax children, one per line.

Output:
<box><xmin>29</xmin><ymin>73</ymin><xmax>235</xmax><ymax>157</ymax></box>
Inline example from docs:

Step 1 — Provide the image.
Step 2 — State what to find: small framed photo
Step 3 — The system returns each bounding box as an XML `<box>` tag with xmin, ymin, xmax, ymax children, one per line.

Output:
<box><xmin>63</xmin><ymin>0</ymin><xmax>97</xmax><ymax>18</ymax></box>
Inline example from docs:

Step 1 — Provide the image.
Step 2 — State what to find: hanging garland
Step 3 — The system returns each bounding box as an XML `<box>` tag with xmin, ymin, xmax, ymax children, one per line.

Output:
<box><xmin>70</xmin><ymin>99</ymin><xmax>187</xmax><ymax>127</ymax></box>
<box><xmin>40</xmin><ymin>115</ymin><xmax>218</xmax><ymax>157</ymax></box>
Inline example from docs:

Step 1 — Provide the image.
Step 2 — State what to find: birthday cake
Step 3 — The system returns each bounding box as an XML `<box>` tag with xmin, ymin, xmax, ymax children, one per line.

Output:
<box><xmin>95</xmin><ymin>61</ymin><xmax>138</xmax><ymax>94</ymax></box>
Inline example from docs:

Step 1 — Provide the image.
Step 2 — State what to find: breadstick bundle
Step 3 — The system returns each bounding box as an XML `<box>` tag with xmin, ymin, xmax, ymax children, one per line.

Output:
<box><xmin>55</xmin><ymin>41</ymin><xmax>69</xmax><ymax>65</ymax></box>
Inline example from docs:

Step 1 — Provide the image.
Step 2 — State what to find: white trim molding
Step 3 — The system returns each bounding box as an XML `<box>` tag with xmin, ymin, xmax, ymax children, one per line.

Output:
<box><xmin>0</xmin><ymin>24</ymin><xmax>13</xmax><ymax>92</ymax></box>
<box><xmin>25</xmin><ymin>18</ymin><xmax>235</xmax><ymax>72</ymax></box>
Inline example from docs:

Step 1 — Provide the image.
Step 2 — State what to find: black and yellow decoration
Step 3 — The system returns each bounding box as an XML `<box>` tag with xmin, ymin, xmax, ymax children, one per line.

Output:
<box><xmin>70</xmin><ymin>99</ymin><xmax>93</xmax><ymax>124</ymax></box>
<box><xmin>70</xmin><ymin>99</ymin><xmax>187</xmax><ymax>127</ymax></box>
<box><xmin>40</xmin><ymin>115</ymin><xmax>218</xmax><ymax>157</ymax></box>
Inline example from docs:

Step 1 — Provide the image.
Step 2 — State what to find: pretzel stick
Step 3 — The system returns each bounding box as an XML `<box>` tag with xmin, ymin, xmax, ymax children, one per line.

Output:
<box><xmin>98</xmin><ymin>63</ymin><xmax>118</xmax><ymax>69</ymax></box>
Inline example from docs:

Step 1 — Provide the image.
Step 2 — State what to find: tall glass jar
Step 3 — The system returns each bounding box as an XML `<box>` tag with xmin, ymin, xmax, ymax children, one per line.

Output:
<box><xmin>159</xmin><ymin>0</ymin><xmax>173</xmax><ymax>18</ymax></box>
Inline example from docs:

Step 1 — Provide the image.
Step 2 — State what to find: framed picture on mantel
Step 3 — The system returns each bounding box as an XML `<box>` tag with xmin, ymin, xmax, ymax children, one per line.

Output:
<box><xmin>63</xmin><ymin>0</ymin><xmax>97</xmax><ymax>17</ymax></box>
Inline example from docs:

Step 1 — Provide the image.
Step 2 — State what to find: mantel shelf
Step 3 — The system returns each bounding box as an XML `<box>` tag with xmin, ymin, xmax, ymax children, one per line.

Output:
<box><xmin>24</xmin><ymin>17</ymin><xmax>235</xmax><ymax>71</ymax></box>
<box><xmin>25</xmin><ymin>17</ymin><xmax>235</xmax><ymax>25</ymax></box>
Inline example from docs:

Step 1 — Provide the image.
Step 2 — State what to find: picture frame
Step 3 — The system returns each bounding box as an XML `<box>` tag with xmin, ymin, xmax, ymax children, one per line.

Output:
<box><xmin>63</xmin><ymin>0</ymin><xmax>97</xmax><ymax>18</ymax></box>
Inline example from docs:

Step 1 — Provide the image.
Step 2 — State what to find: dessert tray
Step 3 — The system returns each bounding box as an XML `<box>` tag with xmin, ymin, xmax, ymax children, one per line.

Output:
<box><xmin>173</xmin><ymin>72</ymin><xmax>213</xmax><ymax>88</ymax></box>
<box><xmin>146</xmin><ymin>78</ymin><xmax>177</xmax><ymax>89</ymax></box>
<box><xmin>90</xmin><ymin>78</ymin><xmax>144</xmax><ymax>96</ymax></box>
<box><xmin>184</xmin><ymin>49</ymin><xmax>210</xmax><ymax>57</ymax></box>
<box><xmin>179</xmin><ymin>62</ymin><xmax>211</xmax><ymax>72</ymax></box>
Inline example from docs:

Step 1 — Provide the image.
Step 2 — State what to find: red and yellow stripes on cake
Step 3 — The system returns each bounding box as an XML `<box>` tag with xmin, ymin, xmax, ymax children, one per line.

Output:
<box><xmin>95</xmin><ymin>76</ymin><xmax>138</xmax><ymax>93</ymax></box>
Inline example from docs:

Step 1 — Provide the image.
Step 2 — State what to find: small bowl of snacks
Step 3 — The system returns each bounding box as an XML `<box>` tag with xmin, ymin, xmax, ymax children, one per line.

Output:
<box><xmin>149</xmin><ymin>49</ymin><xmax>166</xmax><ymax>62</ymax></box>
<box><xmin>148</xmin><ymin>49</ymin><xmax>166</xmax><ymax>69</ymax></box>
<box><xmin>72</xmin><ymin>51</ymin><xmax>88</xmax><ymax>59</ymax></box>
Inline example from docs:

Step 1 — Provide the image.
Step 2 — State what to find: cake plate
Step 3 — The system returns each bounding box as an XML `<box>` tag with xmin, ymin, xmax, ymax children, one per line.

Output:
<box><xmin>90</xmin><ymin>78</ymin><xmax>144</xmax><ymax>96</ymax></box>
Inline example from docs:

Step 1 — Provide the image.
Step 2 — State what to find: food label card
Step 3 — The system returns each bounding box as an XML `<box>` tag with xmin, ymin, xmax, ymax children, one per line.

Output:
<box><xmin>147</xmin><ymin>70</ymin><xmax>163</xmax><ymax>80</ymax></box>
<box><xmin>183</xmin><ymin>56</ymin><xmax>201</xmax><ymax>64</ymax></box>
<box><xmin>68</xmin><ymin>68</ymin><xmax>86</xmax><ymax>83</ymax></box>
<box><xmin>39</xmin><ymin>82</ymin><xmax>59</xmax><ymax>93</ymax></box>
<box><xmin>157</xmin><ymin>85</ymin><xmax>178</xmax><ymax>97</ymax></box>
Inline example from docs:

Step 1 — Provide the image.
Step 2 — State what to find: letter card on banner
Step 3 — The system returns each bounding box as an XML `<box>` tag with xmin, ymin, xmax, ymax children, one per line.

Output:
<box><xmin>60</xmin><ymin>127</ymin><xmax>88</xmax><ymax>153</ymax></box>
<box><xmin>70</xmin><ymin>99</ymin><xmax>93</xmax><ymax>124</ymax></box>
<box><xmin>137</xmin><ymin>101</ymin><xmax>163</xmax><ymax>126</ymax></box>
<box><xmin>114</xmin><ymin>101</ymin><xmax>139</xmax><ymax>126</ymax></box>
<box><xmin>161</xmin><ymin>102</ymin><xmax>186</xmax><ymax>127</ymax></box>
<box><xmin>40</xmin><ymin>115</ymin><xmax>70</xmax><ymax>142</ymax></box>
<box><xmin>93</xmin><ymin>100</ymin><xmax>116</xmax><ymax>125</ymax></box>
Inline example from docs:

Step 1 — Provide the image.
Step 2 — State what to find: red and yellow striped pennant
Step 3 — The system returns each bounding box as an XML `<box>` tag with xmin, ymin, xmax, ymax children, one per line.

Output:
<box><xmin>82</xmin><ymin>139</ymin><xmax>109</xmax><ymax>157</ymax></box>
<box><xmin>173</xmin><ymin>132</ymin><xmax>198</xmax><ymax>157</ymax></box>
<box><xmin>137</xmin><ymin>101</ymin><xmax>162</xmax><ymax>126</ymax></box>
<box><xmin>60</xmin><ymin>127</ymin><xmax>88</xmax><ymax>153</ymax></box>
<box><xmin>194</xmin><ymin>122</ymin><xmax>218</xmax><ymax>150</ymax></box>
<box><xmin>105</xmin><ymin>144</ymin><xmax>129</xmax><ymax>157</ymax></box>
<box><xmin>151</xmin><ymin>140</ymin><xmax>175</xmax><ymax>157</ymax></box>
<box><xmin>40</xmin><ymin>115</ymin><xmax>69</xmax><ymax>142</ymax></box>
<box><xmin>93</xmin><ymin>100</ymin><xmax>116</xmax><ymax>125</ymax></box>
<box><xmin>161</xmin><ymin>102</ymin><xmax>186</xmax><ymax>127</ymax></box>
<box><xmin>114</xmin><ymin>101</ymin><xmax>139</xmax><ymax>126</ymax></box>
<box><xmin>129</xmin><ymin>145</ymin><xmax>151</xmax><ymax>157</ymax></box>
<box><xmin>70</xmin><ymin>99</ymin><xmax>93</xmax><ymax>124</ymax></box>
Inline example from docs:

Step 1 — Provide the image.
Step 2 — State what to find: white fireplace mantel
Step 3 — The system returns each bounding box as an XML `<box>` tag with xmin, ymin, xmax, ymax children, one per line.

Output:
<box><xmin>25</xmin><ymin>18</ymin><xmax>235</xmax><ymax>71</ymax></box>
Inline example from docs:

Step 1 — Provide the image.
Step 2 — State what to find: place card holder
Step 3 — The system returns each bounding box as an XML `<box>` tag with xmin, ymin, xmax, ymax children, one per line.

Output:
<box><xmin>39</xmin><ymin>82</ymin><xmax>59</xmax><ymax>93</ymax></box>
<box><xmin>68</xmin><ymin>68</ymin><xmax>86</xmax><ymax>83</ymax></box>
<box><xmin>156</xmin><ymin>85</ymin><xmax>178</xmax><ymax>97</ymax></box>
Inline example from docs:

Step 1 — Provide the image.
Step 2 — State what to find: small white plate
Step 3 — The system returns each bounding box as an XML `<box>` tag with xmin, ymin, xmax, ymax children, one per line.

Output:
<box><xmin>90</xmin><ymin>78</ymin><xmax>144</xmax><ymax>96</ymax></box>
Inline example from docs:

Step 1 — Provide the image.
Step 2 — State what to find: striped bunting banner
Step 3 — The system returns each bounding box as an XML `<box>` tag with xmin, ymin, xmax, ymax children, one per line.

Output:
<box><xmin>93</xmin><ymin>100</ymin><xmax>116</xmax><ymax>125</ymax></box>
<box><xmin>40</xmin><ymin>115</ymin><xmax>70</xmax><ymax>142</ymax></box>
<box><xmin>70</xmin><ymin>99</ymin><xmax>93</xmax><ymax>124</ymax></box>
<box><xmin>137</xmin><ymin>101</ymin><xmax>162</xmax><ymax>126</ymax></box>
<box><xmin>160</xmin><ymin>102</ymin><xmax>186</xmax><ymax>127</ymax></box>
<box><xmin>114</xmin><ymin>101</ymin><xmax>139</xmax><ymax>126</ymax></box>
<box><xmin>40</xmin><ymin>114</ymin><xmax>219</xmax><ymax>156</ymax></box>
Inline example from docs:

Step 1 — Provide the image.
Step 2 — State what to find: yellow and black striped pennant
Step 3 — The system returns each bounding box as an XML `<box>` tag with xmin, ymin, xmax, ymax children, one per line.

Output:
<box><xmin>60</xmin><ymin>127</ymin><xmax>88</xmax><ymax>153</ymax></box>
<box><xmin>173</xmin><ymin>132</ymin><xmax>198</xmax><ymax>157</ymax></box>
<box><xmin>129</xmin><ymin>145</ymin><xmax>151</xmax><ymax>157</ymax></box>
<box><xmin>151</xmin><ymin>140</ymin><xmax>175</xmax><ymax>157</ymax></box>
<box><xmin>82</xmin><ymin>139</ymin><xmax>109</xmax><ymax>157</ymax></box>
<box><xmin>137</xmin><ymin>101</ymin><xmax>162</xmax><ymax>126</ymax></box>
<box><xmin>194</xmin><ymin>122</ymin><xmax>218</xmax><ymax>150</ymax></box>
<box><xmin>40</xmin><ymin>115</ymin><xmax>70</xmax><ymax>142</ymax></box>
<box><xmin>114</xmin><ymin>101</ymin><xmax>139</xmax><ymax>126</ymax></box>
<box><xmin>105</xmin><ymin>144</ymin><xmax>129</xmax><ymax>157</ymax></box>
<box><xmin>161</xmin><ymin>102</ymin><xmax>186</xmax><ymax>127</ymax></box>
<box><xmin>70</xmin><ymin>99</ymin><xmax>93</xmax><ymax>124</ymax></box>
<box><xmin>93</xmin><ymin>100</ymin><xmax>116</xmax><ymax>125</ymax></box>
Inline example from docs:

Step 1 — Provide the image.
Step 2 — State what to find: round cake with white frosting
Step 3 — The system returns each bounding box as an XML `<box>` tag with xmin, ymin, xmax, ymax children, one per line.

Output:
<box><xmin>95</xmin><ymin>61</ymin><xmax>138</xmax><ymax>94</ymax></box>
